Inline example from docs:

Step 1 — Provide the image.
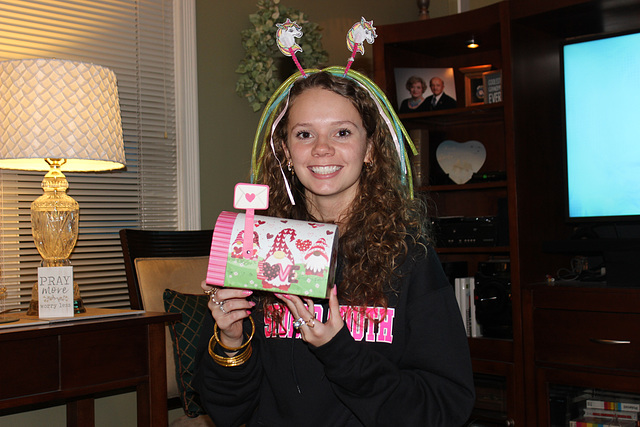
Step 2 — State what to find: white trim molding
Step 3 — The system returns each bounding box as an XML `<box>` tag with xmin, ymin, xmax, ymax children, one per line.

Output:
<box><xmin>174</xmin><ymin>0</ymin><xmax>201</xmax><ymax>230</ymax></box>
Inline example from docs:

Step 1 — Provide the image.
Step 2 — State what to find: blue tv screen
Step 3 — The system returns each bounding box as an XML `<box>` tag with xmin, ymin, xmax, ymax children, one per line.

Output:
<box><xmin>563</xmin><ymin>31</ymin><xmax>640</xmax><ymax>221</ymax></box>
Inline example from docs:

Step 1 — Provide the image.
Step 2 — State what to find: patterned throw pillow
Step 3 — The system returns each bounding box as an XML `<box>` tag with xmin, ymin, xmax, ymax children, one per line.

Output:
<box><xmin>163</xmin><ymin>289</ymin><xmax>209</xmax><ymax>417</ymax></box>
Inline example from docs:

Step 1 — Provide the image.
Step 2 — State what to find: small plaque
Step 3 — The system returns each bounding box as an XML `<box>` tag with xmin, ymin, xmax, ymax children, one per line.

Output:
<box><xmin>483</xmin><ymin>70</ymin><xmax>502</xmax><ymax>104</ymax></box>
<box><xmin>38</xmin><ymin>266</ymin><xmax>74</xmax><ymax>318</ymax></box>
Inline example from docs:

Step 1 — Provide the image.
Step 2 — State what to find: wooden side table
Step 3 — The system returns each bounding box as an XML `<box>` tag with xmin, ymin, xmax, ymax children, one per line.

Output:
<box><xmin>0</xmin><ymin>310</ymin><xmax>180</xmax><ymax>427</ymax></box>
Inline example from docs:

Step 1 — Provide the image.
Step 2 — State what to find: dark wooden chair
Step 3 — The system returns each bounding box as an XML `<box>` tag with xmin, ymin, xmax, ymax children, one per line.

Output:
<box><xmin>119</xmin><ymin>228</ymin><xmax>214</xmax><ymax>310</ymax></box>
<box><xmin>119</xmin><ymin>228</ymin><xmax>215</xmax><ymax>425</ymax></box>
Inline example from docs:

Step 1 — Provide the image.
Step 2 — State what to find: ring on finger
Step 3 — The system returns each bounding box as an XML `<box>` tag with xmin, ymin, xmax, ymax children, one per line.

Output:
<box><xmin>204</xmin><ymin>287</ymin><xmax>219</xmax><ymax>302</ymax></box>
<box><xmin>293</xmin><ymin>317</ymin><xmax>306</xmax><ymax>329</ymax></box>
<box><xmin>305</xmin><ymin>312</ymin><xmax>316</xmax><ymax>328</ymax></box>
<box><xmin>204</xmin><ymin>287</ymin><xmax>218</xmax><ymax>296</ymax></box>
<box><xmin>219</xmin><ymin>300</ymin><xmax>228</xmax><ymax>314</ymax></box>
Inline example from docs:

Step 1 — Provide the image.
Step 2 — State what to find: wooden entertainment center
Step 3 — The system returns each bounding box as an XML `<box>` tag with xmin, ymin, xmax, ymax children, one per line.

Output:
<box><xmin>373</xmin><ymin>1</ymin><xmax>640</xmax><ymax>425</ymax></box>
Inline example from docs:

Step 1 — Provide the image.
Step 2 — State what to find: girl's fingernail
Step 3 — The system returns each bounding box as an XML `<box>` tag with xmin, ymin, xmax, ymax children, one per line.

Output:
<box><xmin>249</xmin><ymin>301</ymin><xmax>256</xmax><ymax>307</ymax></box>
<box><xmin>246</xmin><ymin>310</ymin><xmax>252</xmax><ymax>315</ymax></box>
<box><xmin>243</xmin><ymin>290</ymin><xmax>253</xmax><ymax>296</ymax></box>
<box><xmin>332</xmin><ymin>286</ymin><xmax>337</xmax><ymax>295</ymax></box>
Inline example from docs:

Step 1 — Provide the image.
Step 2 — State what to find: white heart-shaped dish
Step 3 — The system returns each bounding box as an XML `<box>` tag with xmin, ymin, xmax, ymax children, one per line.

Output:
<box><xmin>435</xmin><ymin>140</ymin><xmax>486</xmax><ymax>184</ymax></box>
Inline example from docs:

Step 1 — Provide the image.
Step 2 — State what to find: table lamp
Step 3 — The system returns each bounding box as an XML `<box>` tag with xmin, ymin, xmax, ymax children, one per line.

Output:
<box><xmin>0</xmin><ymin>58</ymin><xmax>125</xmax><ymax>315</ymax></box>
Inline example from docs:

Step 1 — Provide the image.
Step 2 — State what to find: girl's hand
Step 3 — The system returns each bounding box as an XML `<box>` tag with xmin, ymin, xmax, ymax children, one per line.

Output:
<box><xmin>201</xmin><ymin>280</ymin><xmax>254</xmax><ymax>349</ymax></box>
<box><xmin>275</xmin><ymin>285</ymin><xmax>343</xmax><ymax>347</ymax></box>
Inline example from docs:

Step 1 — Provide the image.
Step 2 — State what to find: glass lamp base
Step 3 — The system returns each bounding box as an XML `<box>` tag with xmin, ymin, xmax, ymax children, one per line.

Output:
<box><xmin>28</xmin><ymin>160</ymin><xmax>85</xmax><ymax>317</ymax></box>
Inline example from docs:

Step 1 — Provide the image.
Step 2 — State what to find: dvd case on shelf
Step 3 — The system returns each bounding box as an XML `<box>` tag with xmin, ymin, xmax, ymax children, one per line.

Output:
<box><xmin>569</xmin><ymin>415</ymin><xmax>636</xmax><ymax>427</ymax></box>
<box><xmin>454</xmin><ymin>276</ymin><xmax>482</xmax><ymax>337</ymax></box>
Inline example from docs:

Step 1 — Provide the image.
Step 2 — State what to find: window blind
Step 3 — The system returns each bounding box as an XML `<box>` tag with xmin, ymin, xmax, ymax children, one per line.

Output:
<box><xmin>0</xmin><ymin>0</ymin><xmax>179</xmax><ymax>309</ymax></box>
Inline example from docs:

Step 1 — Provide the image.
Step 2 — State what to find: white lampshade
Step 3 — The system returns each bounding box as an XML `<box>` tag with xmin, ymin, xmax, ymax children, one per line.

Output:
<box><xmin>0</xmin><ymin>58</ymin><xmax>125</xmax><ymax>171</ymax></box>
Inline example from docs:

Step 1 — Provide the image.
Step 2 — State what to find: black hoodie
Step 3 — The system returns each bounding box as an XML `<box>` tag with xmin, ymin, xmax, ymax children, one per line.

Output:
<box><xmin>194</xmin><ymin>239</ymin><xmax>475</xmax><ymax>426</ymax></box>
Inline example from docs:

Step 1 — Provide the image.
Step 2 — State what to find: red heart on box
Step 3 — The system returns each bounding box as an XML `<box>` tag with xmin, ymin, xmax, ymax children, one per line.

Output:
<box><xmin>296</xmin><ymin>239</ymin><xmax>312</xmax><ymax>252</ymax></box>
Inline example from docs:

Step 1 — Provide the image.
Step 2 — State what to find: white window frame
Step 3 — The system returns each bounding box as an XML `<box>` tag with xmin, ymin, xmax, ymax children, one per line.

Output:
<box><xmin>175</xmin><ymin>0</ymin><xmax>200</xmax><ymax>230</ymax></box>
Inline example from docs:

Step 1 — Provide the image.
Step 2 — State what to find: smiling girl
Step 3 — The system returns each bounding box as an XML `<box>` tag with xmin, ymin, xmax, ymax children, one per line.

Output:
<box><xmin>196</xmin><ymin>71</ymin><xmax>475</xmax><ymax>426</ymax></box>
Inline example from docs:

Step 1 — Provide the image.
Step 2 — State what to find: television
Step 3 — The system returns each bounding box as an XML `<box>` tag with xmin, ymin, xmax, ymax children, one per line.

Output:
<box><xmin>562</xmin><ymin>30</ymin><xmax>640</xmax><ymax>222</ymax></box>
<box><xmin>558</xmin><ymin>29</ymin><xmax>640</xmax><ymax>286</ymax></box>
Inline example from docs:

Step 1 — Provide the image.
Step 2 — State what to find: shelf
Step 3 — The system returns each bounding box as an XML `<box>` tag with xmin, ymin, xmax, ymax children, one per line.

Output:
<box><xmin>469</xmin><ymin>337</ymin><xmax>514</xmax><ymax>363</ymax></box>
<box><xmin>378</xmin><ymin>2</ymin><xmax>640</xmax><ymax>425</ymax></box>
<box><xmin>378</xmin><ymin>4</ymin><xmax>505</xmax><ymax>54</ymax></box>
<box><xmin>525</xmin><ymin>284</ymin><xmax>640</xmax><ymax>312</ymax></box>
<box><xmin>420</xmin><ymin>181</ymin><xmax>508</xmax><ymax>193</ymax></box>
<box><xmin>385</xmin><ymin>27</ymin><xmax>502</xmax><ymax>60</ymax></box>
<box><xmin>437</xmin><ymin>246</ymin><xmax>510</xmax><ymax>255</ymax></box>
<box><xmin>374</xmin><ymin>3</ymin><xmax>521</xmax><ymax>423</ymax></box>
<box><xmin>547</xmin><ymin>384</ymin><xmax>640</xmax><ymax>427</ymax></box>
<box><xmin>400</xmin><ymin>102</ymin><xmax>504</xmax><ymax>125</ymax></box>
<box><xmin>543</xmin><ymin>238</ymin><xmax>640</xmax><ymax>254</ymax></box>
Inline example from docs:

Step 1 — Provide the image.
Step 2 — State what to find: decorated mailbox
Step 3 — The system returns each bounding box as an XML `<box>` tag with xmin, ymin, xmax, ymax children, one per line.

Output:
<box><xmin>207</xmin><ymin>184</ymin><xmax>338</xmax><ymax>298</ymax></box>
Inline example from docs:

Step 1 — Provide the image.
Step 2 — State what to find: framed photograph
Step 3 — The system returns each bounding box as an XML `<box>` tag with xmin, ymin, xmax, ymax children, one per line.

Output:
<box><xmin>460</xmin><ymin>65</ymin><xmax>491</xmax><ymax>107</ymax></box>
<box><xmin>394</xmin><ymin>67</ymin><xmax>457</xmax><ymax>114</ymax></box>
<box><xmin>483</xmin><ymin>70</ymin><xmax>502</xmax><ymax>104</ymax></box>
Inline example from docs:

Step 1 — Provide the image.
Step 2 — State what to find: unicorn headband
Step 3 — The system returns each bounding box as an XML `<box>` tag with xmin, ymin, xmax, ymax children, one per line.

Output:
<box><xmin>251</xmin><ymin>17</ymin><xmax>418</xmax><ymax>205</ymax></box>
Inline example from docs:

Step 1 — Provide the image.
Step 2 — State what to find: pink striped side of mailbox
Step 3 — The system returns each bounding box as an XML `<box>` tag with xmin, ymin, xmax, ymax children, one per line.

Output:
<box><xmin>206</xmin><ymin>211</ymin><xmax>237</xmax><ymax>286</ymax></box>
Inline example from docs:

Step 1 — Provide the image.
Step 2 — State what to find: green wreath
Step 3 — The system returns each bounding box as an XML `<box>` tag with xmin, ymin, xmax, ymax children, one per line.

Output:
<box><xmin>236</xmin><ymin>0</ymin><xmax>328</xmax><ymax>112</ymax></box>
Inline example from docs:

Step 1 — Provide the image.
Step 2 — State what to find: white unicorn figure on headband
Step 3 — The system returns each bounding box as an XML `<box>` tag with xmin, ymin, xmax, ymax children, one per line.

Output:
<box><xmin>345</xmin><ymin>17</ymin><xmax>377</xmax><ymax>74</ymax></box>
<box><xmin>276</xmin><ymin>18</ymin><xmax>306</xmax><ymax>76</ymax></box>
<box><xmin>346</xmin><ymin>17</ymin><xmax>377</xmax><ymax>55</ymax></box>
<box><xmin>276</xmin><ymin>18</ymin><xmax>303</xmax><ymax>57</ymax></box>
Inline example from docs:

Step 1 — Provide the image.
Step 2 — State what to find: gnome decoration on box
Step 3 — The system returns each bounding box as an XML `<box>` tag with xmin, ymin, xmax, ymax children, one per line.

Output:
<box><xmin>258</xmin><ymin>228</ymin><xmax>300</xmax><ymax>291</ymax></box>
<box><xmin>304</xmin><ymin>238</ymin><xmax>330</xmax><ymax>277</ymax></box>
<box><xmin>231</xmin><ymin>230</ymin><xmax>260</xmax><ymax>260</ymax></box>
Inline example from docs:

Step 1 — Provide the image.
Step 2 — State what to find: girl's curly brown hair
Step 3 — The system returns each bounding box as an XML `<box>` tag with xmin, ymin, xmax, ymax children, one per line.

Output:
<box><xmin>255</xmin><ymin>71</ymin><xmax>430</xmax><ymax>311</ymax></box>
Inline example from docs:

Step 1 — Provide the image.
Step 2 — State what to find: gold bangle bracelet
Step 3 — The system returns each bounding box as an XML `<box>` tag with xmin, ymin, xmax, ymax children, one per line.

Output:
<box><xmin>208</xmin><ymin>340</ymin><xmax>252</xmax><ymax>367</ymax></box>
<box><xmin>213</xmin><ymin>316</ymin><xmax>255</xmax><ymax>352</ymax></box>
